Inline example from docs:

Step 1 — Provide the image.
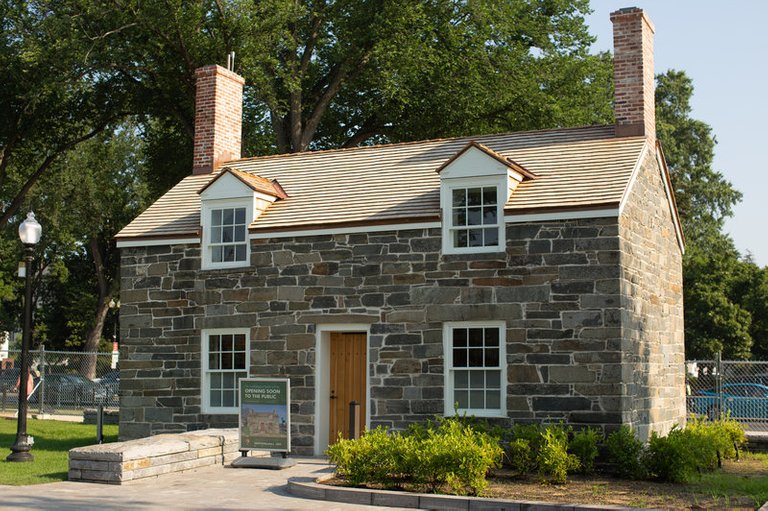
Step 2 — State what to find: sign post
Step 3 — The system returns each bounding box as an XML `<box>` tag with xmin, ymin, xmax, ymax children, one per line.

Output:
<box><xmin>232</xmin><ymin>378</ymin><xmax>296</xmax><ymax>469</ymax></box>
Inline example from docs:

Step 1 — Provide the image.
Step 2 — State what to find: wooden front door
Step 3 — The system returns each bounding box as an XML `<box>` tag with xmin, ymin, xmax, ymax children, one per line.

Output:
<box><xmin>328</xmin><ymin>332</ymin><xmax>367</xmax><ymax>444</ymax></box>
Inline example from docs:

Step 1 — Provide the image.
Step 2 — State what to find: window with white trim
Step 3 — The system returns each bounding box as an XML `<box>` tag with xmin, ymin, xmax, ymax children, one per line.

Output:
<box><xmin>441</xmin><ymin>178</ymin><xmax>506</xmax><ymax>255</ymax></box>
<box><xmin>202</xmin><ymin>329</ymin><xmax>249</xmax><ymax>414</ymax></box>
<box><xmin>444</xmin><ymin>322</ymin><xmax>506</xmax><ymax>417</ymax></box>
<box><xmin>201</xmin><ymin>199</ymin><xmax>251</xmax><ymax>269</ymax></box>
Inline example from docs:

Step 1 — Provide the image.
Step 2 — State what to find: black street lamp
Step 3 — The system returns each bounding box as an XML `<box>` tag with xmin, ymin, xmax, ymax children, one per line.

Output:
<box><xmin>108</xmin><ymin>298</ymin><xmax>120</xmax><ymax>343</ymax></box>
<box><xmin>7</xmin><ymin>212</ymin><xmax>42</xmax><ymax>462</ymax></box>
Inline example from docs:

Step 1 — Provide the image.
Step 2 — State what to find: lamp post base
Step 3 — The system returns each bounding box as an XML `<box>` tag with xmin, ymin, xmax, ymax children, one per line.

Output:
<box><xmin>7</xmin><ymin>435</ymin><xmax>34</xmax><ymax>462</ymax></box>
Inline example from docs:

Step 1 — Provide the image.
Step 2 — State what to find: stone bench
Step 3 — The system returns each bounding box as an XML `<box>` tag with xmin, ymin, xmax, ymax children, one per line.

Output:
<box><xmin>68</xmin><ymin>428</ymin><xmax>242</xmax><ymax>484</ymax></box>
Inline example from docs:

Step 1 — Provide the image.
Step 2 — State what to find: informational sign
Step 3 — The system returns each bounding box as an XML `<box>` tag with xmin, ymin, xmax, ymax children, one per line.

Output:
<box><xmin>239</xmin><ymin>378</ymin><xmax>290</xmax><ymax>452</ymax></box>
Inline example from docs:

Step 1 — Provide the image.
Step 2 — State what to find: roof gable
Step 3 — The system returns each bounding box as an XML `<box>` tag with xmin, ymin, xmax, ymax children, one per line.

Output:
<box><xmin>436</xmin><ymin>141</ymin><xmax>535</xmax><ymax>181</ymax></box>
<box><xmin>198</xmin><ymin>168</ymin><xmax>288</xmax><ymax>200</ymax></box>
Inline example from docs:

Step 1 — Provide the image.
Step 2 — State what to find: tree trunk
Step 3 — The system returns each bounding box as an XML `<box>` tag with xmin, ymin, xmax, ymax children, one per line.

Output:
<box><xmin>82</xmin><ymin>237</ymin><xmax>109</xmax><ymax>379</ymax></box>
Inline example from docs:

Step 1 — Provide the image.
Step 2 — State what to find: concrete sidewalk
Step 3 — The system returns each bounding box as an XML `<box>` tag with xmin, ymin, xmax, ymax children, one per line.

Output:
<box><xmin>0</xmin><ymin>458</ymin><xmax>411</xmax><ymax>511</ymax></box>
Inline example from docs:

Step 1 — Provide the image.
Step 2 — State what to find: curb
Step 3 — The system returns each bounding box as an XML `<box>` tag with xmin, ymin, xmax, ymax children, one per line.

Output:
<box><xmin>287</xmin><ymin>475</ymin><xmax>662</xmax><ymax>511</ymax></box>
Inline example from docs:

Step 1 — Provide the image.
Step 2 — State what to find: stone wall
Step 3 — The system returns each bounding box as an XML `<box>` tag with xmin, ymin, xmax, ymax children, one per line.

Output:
<box><xmin>120</xmin><ymin>199</ymin><xmax>682</xmax><ymax>452</ymax></box>
<box><xmin>618</xmin><ymin>150</ymin><xmax>686</xmax><ymax>439</ymax></box>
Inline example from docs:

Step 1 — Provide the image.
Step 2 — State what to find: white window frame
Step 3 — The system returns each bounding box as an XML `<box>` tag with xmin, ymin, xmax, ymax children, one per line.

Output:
<box><xmin>443</xmin><ymin>321</ymin><xmax>507</xmax><ymax>418</ymax></box>
<box><xmin>201</xmin><ymin>328</ymin><xmax>250</xmax><ymax>414</ymax></box>
<box><xmin>441</xmin><ymin>176</ymin><xmax>506</xmax><ymax>255</ymax></box>
<box><xmin>201</xmin><ymin>198</ymin><xmax>252</xmax><ymax>270</ymax></box>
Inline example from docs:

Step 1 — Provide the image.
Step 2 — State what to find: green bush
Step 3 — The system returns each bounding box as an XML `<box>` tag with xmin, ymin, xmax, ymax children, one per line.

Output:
<box><xmin>645</xmin><ymin>426</ymin><xmax>706</xmax><ymax>483</ymax></box>
<box><xmin>606</xmin><ymin>425</ymin><xmax>646</xmax><ymax>479</ymax></box>
<box><xmin>569</xmin><ymin>427</ymin><xmax>601</xmax><ymax>474</ymax></box>
<box><xmin>326</xmin><ymin>418</ymin><xmax>502</xmax><ymax>496</ymax></box>
<box><xmin>536</xmin><ymin>425</ymin><xmax>579</xmax><ymax>484</ymax></box>
<box><xmin>506</xmin><ymin>438</ymin><xmax>535</xmax><ymax>475</ymax></box>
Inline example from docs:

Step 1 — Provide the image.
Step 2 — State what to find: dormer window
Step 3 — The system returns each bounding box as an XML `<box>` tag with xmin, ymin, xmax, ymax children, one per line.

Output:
<box><xmin>210</xmin><ymin>206</ymin><xmax>247</xmax><ymax>263</ymax></box>
<box><xmin>450</xmin><ymin>185</ymin><xmax>500</xmax><ymax>249</ymax></box>
<box><xmin>437</xmin><ymin>141</ymin><xmax>534</xmax><ymax>256</ymax></box>
<box><xmin>198</xmin><ymin>168</ymin><xmax>288</xmax><ymax>270</ymax></box>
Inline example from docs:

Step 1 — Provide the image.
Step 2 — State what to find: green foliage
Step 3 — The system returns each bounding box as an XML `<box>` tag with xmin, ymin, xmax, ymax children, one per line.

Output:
<box><xmin>605</xmin><ymin>426</ymin><xmax>646</xmax><ymax>480</ymax></box>
<box><xmin>506</xmin><ymin>438</ymin><xmax>535</xmax><ymax>476</ymax></box>
<box><xmin>327</xmin><ymin>418</ymin><xmax>502</xmax><ymax>496</ymax></box>
<box><xmin>569</xmin><ymin>427</ymin><xmax>601</xmax><ymax>474</ymax></box>
<box><xmin>536</xmin><ymin>425</ymin><xmax>579</xmax><ymax>484</ymax></box>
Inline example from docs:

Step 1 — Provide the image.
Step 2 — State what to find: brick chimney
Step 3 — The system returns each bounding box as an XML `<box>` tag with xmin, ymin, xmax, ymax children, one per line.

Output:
<box><xmin>611</xmin><ymin>7</ymin><xmax>655</xmax><ymax>141</ymax></box>
<box><xmin>192</xmin><ymin>65</ymin><xmax>245</xmax><ymax>174</ymax></box>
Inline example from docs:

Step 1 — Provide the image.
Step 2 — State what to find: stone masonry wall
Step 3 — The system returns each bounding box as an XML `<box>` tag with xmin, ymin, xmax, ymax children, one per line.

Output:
<box><xmin>120</xmin><ymin>215</ymin><xmax>657</xmax><ymax>453</ymax></box>
<box><xmin>618</xmin><ymin>150</ymin><xmax>686</xmax><ymax>440</ymax></box>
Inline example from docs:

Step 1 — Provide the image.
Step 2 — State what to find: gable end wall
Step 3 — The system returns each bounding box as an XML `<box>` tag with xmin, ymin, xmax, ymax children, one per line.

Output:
<box><xmin>618</xmin><ymin>150</ymin><xmax>686</xmax><ymax>440</ymax></box>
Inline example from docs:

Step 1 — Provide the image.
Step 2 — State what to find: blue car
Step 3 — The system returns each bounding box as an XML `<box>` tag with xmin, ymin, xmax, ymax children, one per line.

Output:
<box><xmin>691</xmin><ymin>383</ymin><xmax>768</xmax><ymax>420</ymax></box>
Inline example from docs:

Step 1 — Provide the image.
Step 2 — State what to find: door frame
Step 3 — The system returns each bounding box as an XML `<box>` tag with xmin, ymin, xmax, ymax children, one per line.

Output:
<box><xmin>314</xmin><ymin>323</ymin><xmax>371</xmax><ymax>455</ymax></box>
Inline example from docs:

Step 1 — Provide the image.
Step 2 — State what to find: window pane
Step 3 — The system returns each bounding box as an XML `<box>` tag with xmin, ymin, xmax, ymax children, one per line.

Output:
<box><xmin>212</xmin><ymin>209</ymin><xmax>222</xmax><ymax>226</ymax></box>
<box><xmin>209</xmin><ymin>335</ymin><xmax>220</xmax><ymax>352</ymax></box>
<box><xmin>209</xmin><ymin>354</ymin><xmax>219</xmax><ymax>370</ymax></box>
<box><xmin>452</xmin><ymin>189</ymin><xmax>466</xmax><ymax>207</ymax></box>
<box><xmin>469</xmin><ymin>371</ymin><xmax>484</xmax><ymax>388</ymax></box>
<box><xmin>467</xmin><ymin>207</ymin><xmax>482</xmax><ymax>225</ymax></box>
<box><xmin>486</xmin><ymin>371</ymin><xmax>501</xmax><ymax>388</ymax></box>
<box><xmin>210</xmin><ymin>390</ymin><xmax>221</xmax><ymax>407</ymax></box>
<box><xmin>212</xmin><ymin>246</ymin><xmax>223</xmax><ymax>263</ymax></box>
<box><xmin>484</xmin><ymin>228</ymin><xmax>498</xmax><ymax>246</ymax></box>
<box><xmin>222</xmin><ymin>335</ymin><xmax>233</xmax><ymax>352</ymax></box>
<box><xmin>486</xmin><ymin>390</ymin><xmax>500</xmax><ymax>409</ymax></box>
<box><xmin>235</xmin><ymin>208</ymin><xmax>245</xmax><ymax>224</ymax></box>
<box><xmin>453</xmin><ymin>209</ymin><xmax>467</xmax><ymax>226</ymax></box>
<box><xmin>468</xmin><ymin>348</ymin><xmax>484</xmax><ymax>367</ymax></box>
<box><xmin>453</xmin><ymin>348</ymin><xmax>467</xmax><ymax>367</ymax></box>
<box><xmin>222</xmin><ymin>352</ymin><xmax>233</xmax><ymax>370</ymax></box>
<box><xmin>483</xmin><ymin>187</ymin><xmax>497</xmax><ymax>205</ymax></box>
<box><xmin>453</xmin><ymin>328</ymin><xmax>467</xmax><ymax>347</ymax></box>
<box><xmin>211</xmin><ymin>226</ymin><xmax>222</xmax><ymax>243</ymax></box>
<box><xmin>234</xmin><ymin>334</ymin><xmax>246</xmax><ymax>351</ymax></box>
<box><xmin>235</xmin><ymin>244</ymin><xmax>246</xmax><ymax>261</ymax></box>
<box><xmin>455</xmin><ymin>370</ymin><xmax>468</xmax><ymax>388</ymax></box>
<box><xmin>469</xmin><ymin>390</ymin><xmax>484</xmax><ymax>408</ymax></box>
<box><xmin>468</xmin><ymin>228</ymin><xmax>483</xmax><ymax>247</ymax></box>
<box><xmin>484</xmin><ymin>328</ymin><xmax>499</xmax><ymax>346</ymax></box>
<box><xmin>234</xmin><ymin>226</ymin><xmax>245</xmax><ymax>242</ymax></box>
<box><xmin>223</xmin><ymin>373</ymin><xmax>235</xmax><ymax>388</ymax></box>
<box><xmin>468</xmin><ymin>188</ymin><xmax>482</xmax><ymax>206</ymax></box>
<box><xmin>234</xmin><ymin>352</ymin><xmax>245</xmax><ymax>369</ymax></box>
<box><xmin>455</xmin><ymin>230</ymin><xmax>468</xmax><ymax>248</ymax></box>
<box><xmin>222</xmin><ymin>390</ymin><xmax>235</xmax><ymax>407</ymax></box>
<box><xmin>222</xmin><ymin>226</ymin><xmax>233</xmax><ymax>243</ymax></box>
<box><xmin>483</xmin><ymin>206</ymin><xmax>497</xmax><ymax>225</ymax></box>
<box><xmin>485</xmin><ymin>348</ymin><xmax>499</xmax><ymax>367</ymax></box>
<box><xmin>223</xmin><ymin>208</ymin><xmax>234</xmax><ymax>224</ymax></box>
<box><xmin>211</xmin><ymin>373</ymin><xmax>222</xmax><ymax>388</ymax></box>
<box><xmin>468</xmin><ymin>329</ymin><xmax>483</xmax><ymax>346</ymax></box>
<box><xmin>222</xmin><ymin>246</ymin><xmax>235</xmax><ymax>261</ymax></box>
<box><xmin>455</xmin><ymin>390</ymin><xmax>468</xmax><ymax>409</ymax></box>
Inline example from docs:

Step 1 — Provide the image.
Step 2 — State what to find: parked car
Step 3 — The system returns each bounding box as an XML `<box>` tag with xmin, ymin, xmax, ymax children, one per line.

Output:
<box><xmin>93</xmin><ymin>371</ymin><xmax>119</xmax><ymax>406</ymax></box>
<box><xmin>33</xmin><ymin>373</ymin><xmax>99</xmax><ymax>407</ymax></box>
<box><xmin>690</xmin><ymin>383</ymin><xmax>768</xmax><ymax>419</ymax></box>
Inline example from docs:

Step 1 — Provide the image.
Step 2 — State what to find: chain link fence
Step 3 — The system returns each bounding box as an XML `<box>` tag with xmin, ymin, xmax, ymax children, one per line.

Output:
<box><xmin>687</xmin><ymin>354</ymin><xmax>768</xmax><ymax>431</ymax></box>
<box><xmin>0</xmin><ymin>348</ymin><xmax>119</xmax><ymax>418</ymax></box>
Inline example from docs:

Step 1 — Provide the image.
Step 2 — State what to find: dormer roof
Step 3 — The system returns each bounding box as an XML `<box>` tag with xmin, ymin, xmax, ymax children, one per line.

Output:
<box><xmin>197</xmin><ymin>167</ymin><xmax>288</xmax><ymax>199</ymax></box>
<box><xmin>436</xmin><ymin>141</ymin><xmax>536</xmax><ymax>181</ymax></box>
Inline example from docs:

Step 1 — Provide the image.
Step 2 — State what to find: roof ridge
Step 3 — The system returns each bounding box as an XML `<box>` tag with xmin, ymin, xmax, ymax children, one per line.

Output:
<box><xmin>222</xmin><ymin>124</ymin><xmax>616</xmax><ymax>167</ymax></box>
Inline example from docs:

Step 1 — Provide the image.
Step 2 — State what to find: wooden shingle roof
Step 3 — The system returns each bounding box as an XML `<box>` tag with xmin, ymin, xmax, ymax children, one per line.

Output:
<box><xmin>117</xmin><ymin>125</ymin><xmax>647</xmax><ymax>241</ymax></box>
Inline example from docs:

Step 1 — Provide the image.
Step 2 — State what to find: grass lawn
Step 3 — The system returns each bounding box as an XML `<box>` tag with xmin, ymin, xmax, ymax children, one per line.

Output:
<box><xmin>0</xmin><ymin>416</ymin><xmax>118</xmax><ymax>485</ymax></box>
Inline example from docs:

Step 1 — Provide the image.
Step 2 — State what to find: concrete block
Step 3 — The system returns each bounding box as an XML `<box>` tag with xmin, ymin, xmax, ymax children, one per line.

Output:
<box><xmin>324</xmin><ymin>487</ymin><xmax>372</xmax><ymax>505</ymax></box>
<box><xmin>372</xmin><ymin>491</ymin><xmax>420</xmax><ymax>508</ymax></box>
<box><xmin>420</xmin><ymin>494</ymin><xmax>469</xmax><ymax>510</ymax></box>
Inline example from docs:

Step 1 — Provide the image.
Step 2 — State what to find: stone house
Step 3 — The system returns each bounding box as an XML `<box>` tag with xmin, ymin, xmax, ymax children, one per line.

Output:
<box><xmin>116</xmin><ymin>7</ymin><xmax>686</xmax><ymax>455</ymax></box>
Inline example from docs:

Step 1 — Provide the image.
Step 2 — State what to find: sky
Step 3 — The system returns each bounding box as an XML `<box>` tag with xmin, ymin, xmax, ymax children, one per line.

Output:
<box><xmin>585</xmin><ymin>1</ymin><xmax>768</xmax><ymax>267</ymax></box>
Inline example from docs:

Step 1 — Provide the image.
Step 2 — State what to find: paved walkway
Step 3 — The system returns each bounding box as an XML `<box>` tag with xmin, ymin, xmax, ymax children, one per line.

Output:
<box><xmin>0</xmin><ymin>458</ymin><xmax>411</xmax><ymax>511</ymax></box>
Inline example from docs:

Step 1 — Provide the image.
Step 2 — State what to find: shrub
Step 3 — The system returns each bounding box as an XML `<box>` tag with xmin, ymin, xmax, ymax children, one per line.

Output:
<box><xmin>506</xmin><ymin>438</ymin><xmax>535</xmax><ymax>475</ymax></box>
<box><xmin>605</xmin><ymin>425</ymin><xmax>646</xmax><ymax>479</ymax></box>
<box><xmin>645</xmin><ymin>426</ymin><xmax>706</xmax><ymax>483</ymax></box>
<box><xmin>569</xmin><ymin>427</ymin><xmax>601</xmax><ymax>474</ymax></box>
<box><xmin>536</xmin><ymin>425</ymin><xmax>579</xmax><ymax>484</ymax></box>
<box><xmin>327</xmin><ymin>418</ymin><xmax>502</xmax><ymax>496</ymax></box>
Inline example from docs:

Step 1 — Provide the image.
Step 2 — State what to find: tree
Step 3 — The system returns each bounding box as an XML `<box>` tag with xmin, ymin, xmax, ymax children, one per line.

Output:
<box><xmin>656</xmin><ymin>70</ymin><xmax>767</xmax><ymax>360</ymax></box>
<box><xmin>70</xmin><ymin>0</ymin><xmax>613</xmax><ymax>193</ymax></box>
<box><xmin>0</xmin><ymin>1</ymin><xmax>124</xmax><ymax>230</ymax></box>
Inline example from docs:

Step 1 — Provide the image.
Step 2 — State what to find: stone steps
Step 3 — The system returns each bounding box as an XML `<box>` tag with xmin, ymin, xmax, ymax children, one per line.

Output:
<box><xmin>68</xmin><ymin>428</ymin><xmax>244</xmax><ymax>484</ymax></box>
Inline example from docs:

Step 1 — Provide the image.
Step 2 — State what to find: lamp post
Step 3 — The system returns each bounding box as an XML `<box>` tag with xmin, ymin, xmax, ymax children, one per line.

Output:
<box><xmin>8</xmin><ymin>212</ymin><xmax>42</xmax><ymax>462</ymax></box>
<box><xmin>108</xmin><ymin>298</ymin><xmax>120</xmax><ymax>343</ymax></box>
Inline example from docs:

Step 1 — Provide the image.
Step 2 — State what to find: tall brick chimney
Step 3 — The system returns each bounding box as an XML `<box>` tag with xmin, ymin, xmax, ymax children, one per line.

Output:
<box><xmin>192</xmin><ymin>65</ymin><xmax>245</xmax><ymax>174</ymax></box>
<box><xmin>611</xmin><ymin>7</ymin><xmax>655</xmax><ymax>141</ymax></box>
